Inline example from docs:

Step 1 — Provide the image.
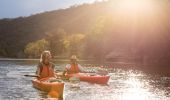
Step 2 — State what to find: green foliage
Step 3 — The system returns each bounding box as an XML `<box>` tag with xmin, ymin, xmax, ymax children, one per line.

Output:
<box><xmin>84</xmin><ymin>16</ymin><xmax>107</xmax><ymax>60</ymax></box>
<box><xmin>66</xmin><ymin>34</ymin><xmax>85</xmax><ymax>56</ymax></box>
<box><xmin>91</xmin><ymin>16</ymin><xmax>106</xmax><ymax>36</ymax></box>
<box><xmin>45</xmin><ymin>28</ymin><xmax>67</xmax><ymax>56</ymax></box>
<box><xmin>0</xmin><ymin>0</ymin><xmax>170</xmax><ymax>61</ymax></box>
<box><xmin>24</xmin><ymin>39</ymin><xmax>49</xmax><ymax>58</ymax></box>
<box><xmin>45</xmin><ymin>28</ymin><xmax>85</xmax><ymax>57</ymax></box>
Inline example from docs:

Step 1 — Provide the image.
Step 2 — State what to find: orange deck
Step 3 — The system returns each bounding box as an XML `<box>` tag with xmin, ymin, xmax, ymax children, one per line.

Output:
<box><xmin>32</xmin><ymin>78</ymin><xmax>64</xmax><ymax>98</ymax></box>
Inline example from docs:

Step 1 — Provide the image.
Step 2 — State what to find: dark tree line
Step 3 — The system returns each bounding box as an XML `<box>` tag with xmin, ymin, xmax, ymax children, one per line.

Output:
<box><xmin>0</xmin><ymin>0</ymin><xmax>170</xmax><ymax>64</ymax></box>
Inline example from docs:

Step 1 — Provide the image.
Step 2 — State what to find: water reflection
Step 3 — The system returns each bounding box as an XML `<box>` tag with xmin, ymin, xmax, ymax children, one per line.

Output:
<box><xmin>113</xmin><ymin>70</ymin><xmax>169</xmax><ymax>100</ymax></box>
<box><xmin>0</xmin><ymin>61</ymin><xmax>170</xmax><ymax>100</ymax></box>
<box><xmin>122</xmin><ymin>74</ymin><xmax>150</xmax><ymax>100</ymax></box>
<box><xmin>35</xmin><ymin>90</ymin><xmax>63</xmax><ymax>100</ymax></box>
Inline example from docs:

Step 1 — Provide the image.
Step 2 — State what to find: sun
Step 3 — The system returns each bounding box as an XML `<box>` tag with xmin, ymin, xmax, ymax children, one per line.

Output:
<box><xmin>114</xmin><ymin>0</ymin><xmax>155</xmax><ymax>15</ymax></box>
<box><xmin>109</xmin><ymin>0</ymin><xmax>158</xmax><ymax>26</ymax></box>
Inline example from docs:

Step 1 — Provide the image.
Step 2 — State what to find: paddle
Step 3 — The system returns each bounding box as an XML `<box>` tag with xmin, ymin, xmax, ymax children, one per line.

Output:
<box><xmin>24</xmin><ymin>74</ymin><xmax>64</xmax><ymax>83</ymax></box>
<box><xmin>82</xmin><ymin>69</ymin><xmax>109</xmax><ymax>76</ymax></box>
<box><xmin>95</xmin><ymin>69</ymin><xmax>109</xmax><ymax>76</ymax></box>
<box><xmin>24</xmin><ymin>74</ymin><xmax>40</xmax><ymax>78</ymax></box>
<box><xmin>55</xmin><ymin>72</ymin><xmax>81</xmax><ymax>83</ymax></box>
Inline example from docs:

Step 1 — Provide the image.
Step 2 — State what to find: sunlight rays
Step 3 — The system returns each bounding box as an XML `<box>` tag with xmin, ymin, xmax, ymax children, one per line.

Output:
<box><xmin>115</xmin><ymin>0</ymin><xmax>154</xmax><ymax>14</ymax></box>
<box><xmin>107</xmin><ymin>0</ymin><xmax>166</xmax><ymax>38</ymax></box>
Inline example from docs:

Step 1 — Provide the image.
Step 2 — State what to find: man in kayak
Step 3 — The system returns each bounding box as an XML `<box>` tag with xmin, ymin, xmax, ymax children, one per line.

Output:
<box><xmin>36</xmin><ymin>51</ymin><xmax>56</xmax><ymax>79</ymax></box>
<box><xmin>62</xmin><ymin>55</ymin><xmax>85</xmax><ymax>76</ymax></box>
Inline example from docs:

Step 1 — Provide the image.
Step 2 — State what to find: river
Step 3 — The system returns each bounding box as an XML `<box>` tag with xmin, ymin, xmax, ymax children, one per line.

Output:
<box><xmin>0</xmin><ymin>60</ymin><xmax>169</xmax><ymax>100</ymax></box>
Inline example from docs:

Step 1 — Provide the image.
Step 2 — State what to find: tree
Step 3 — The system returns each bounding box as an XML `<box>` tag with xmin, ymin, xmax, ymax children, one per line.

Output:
<box><xmin>45</xmin><ymin>28</ymin><xmax>66</xmax><ymax>56</ymax></box>
<box><xmin>60</xmin><ymin>33</ymin><xmax>86</xmax><ymax>57</ymax></box>
<box><xmin>67</xmin><ymin>34</ymin><xmax>85</xmax><ymax>56</ymax></box>
<box><xmin>85</xmin><ymin>16</ymin><xmax>107</xmax><ymax>61</ymax></box>
<box><xmin>24</xmin><ymin>39</ymin><xmax>50</xmax><ymax>58</ymax></box>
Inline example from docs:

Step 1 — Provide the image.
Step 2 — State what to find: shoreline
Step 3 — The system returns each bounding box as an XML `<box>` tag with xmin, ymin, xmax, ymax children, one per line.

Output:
<box><xmin>0</xmin><ymin>58</ymin><xmax>169</xmax><ymax>76</ymax></box>
<box><xmin>0</xmin><ymin>58</ymin><xmax>92</xmax><ymax>62</ymax></box>
<box><xmin>0</xmin><ymin>58</ymin><xmax>39</xmax><ymax>61</ymax></box>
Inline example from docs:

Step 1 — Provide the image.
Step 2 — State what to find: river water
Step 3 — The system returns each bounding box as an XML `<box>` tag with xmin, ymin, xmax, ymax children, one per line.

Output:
<box><xmin>0</xmin><ymin>60</ymin><xmax>169</xmax><ymax>100</ymax></box>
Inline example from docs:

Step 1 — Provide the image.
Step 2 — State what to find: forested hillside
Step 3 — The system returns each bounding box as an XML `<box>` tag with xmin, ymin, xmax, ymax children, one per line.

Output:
<box><xmin>0</xmin><ymin>0</ymin><xmax>170</xmax><ymax>64</ymax></box>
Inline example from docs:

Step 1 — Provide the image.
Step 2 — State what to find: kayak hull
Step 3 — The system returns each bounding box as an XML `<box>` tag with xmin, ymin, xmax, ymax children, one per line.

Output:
<box><xmin>66</xmin><ymin>73</ymin><xmax>110</xmax><ymax>84</ymax></box>
<box><xmin>32</xmin><ymin>78</ymin><xmax>64</xmax><ymax>98</ymax></box>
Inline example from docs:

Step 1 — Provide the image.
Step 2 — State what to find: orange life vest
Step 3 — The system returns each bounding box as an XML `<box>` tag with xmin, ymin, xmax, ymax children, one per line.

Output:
<box><xmin>39</xmin><ymin>65</ymin><xmax>55</xmax><ymax>79</ymax></box>
<box><xmin>67</xmin><ymin>64</ymin><xmax>80</xmax><ymax>74</ymax></box>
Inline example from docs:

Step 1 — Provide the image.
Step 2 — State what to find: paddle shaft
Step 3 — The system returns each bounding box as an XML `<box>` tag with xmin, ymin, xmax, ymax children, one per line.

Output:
<box><xmin>24</xmin><ymin>74</ymin><xmax>40</xmax><ymax>78</ymax></box>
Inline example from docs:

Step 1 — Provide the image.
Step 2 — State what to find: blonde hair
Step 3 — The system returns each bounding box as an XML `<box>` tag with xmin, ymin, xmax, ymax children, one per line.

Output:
<box><xmin>70</xmin><ymin>55</ymin><xmax>78</xmax><ymax>60</ymax></box>
<box><xmin>40</xmin><ymin>51</ymin><xmax>51</xmax><ymax>63</ymax></box>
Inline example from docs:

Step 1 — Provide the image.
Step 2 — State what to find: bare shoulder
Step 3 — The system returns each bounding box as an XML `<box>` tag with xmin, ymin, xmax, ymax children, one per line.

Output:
<box><xmin>65</xmin><ymin>64</ymin><xmax>71</xmax><ymax>69</ymax></box>
<box><xmin>78</xmin><ymin>64</ymin><xmax>82</xmax><ymax>67</ymax></box>
<box><xmin>66</xmin><ymin>64</ymin><xmax>71</xmax><ymax>66</ymax></box>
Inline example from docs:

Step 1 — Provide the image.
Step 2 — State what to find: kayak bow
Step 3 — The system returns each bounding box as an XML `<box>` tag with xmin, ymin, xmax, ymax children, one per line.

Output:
<box><xmin>32</xmin><ymin>77</ymin><xmax>64</xmax><ymax>98</ymax></box>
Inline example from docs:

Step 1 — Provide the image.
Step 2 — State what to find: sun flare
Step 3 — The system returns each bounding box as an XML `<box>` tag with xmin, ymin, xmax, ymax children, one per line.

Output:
<box><xmin>114</xmin><ymin>0</ymin><xmax>156</xmax><ymax>15</ymax></box>
<box><xmin>118</xmin><ymin>0</ymin><xmax>151</xmax><ymax>10</ymax></box>
<box><xmin>109</xmin><ymin>0</ymin><xmax>161</xmax><ymax>34</ymax></box>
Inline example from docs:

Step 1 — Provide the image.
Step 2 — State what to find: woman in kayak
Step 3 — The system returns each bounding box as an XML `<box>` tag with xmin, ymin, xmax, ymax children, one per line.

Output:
<box><xmin>63</xmin><ymin>55</ymin><xmax>84</xmax><ymax>75</ymax></box>
<box><xmin>36</xmin><ymin>51</ymin><xmax>56</xmax><ymax>79</ymax></box>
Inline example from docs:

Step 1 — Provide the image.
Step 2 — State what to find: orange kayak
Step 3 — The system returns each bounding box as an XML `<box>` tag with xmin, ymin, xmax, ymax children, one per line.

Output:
<box><xmin>65</xmin><ymin>73</ymin><xmax>110</xmax><ymax>84</ymax></box>
<box><xmin>32</xmin><ymin>77</ymin><xmax>64</xmax><ymax>98</ymax></box>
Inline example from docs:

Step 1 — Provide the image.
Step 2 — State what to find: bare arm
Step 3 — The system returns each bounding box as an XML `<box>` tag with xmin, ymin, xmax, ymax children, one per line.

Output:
<box><xmin>36</xmin><ymin>63</ymin><xmax>42</xmax><ymax>77</ymax></box>
<box><xmin>78</xmin><ymin>64</ymin><xmax>86</xmax><ymax>73</ymax></box>
<box><xmin>50</xmin><ymin>63</ymin><xmax>58</xmax><ymax>78</ymax></box>
<box><xmin>62</xmin><ymin>70</ymin><xmax>67</xmax><ymax>76</ymax></box>
<box><xmin>62</xmin><ymin>64</ymin><xmax>70</xmax><ymax>76</ymax></box>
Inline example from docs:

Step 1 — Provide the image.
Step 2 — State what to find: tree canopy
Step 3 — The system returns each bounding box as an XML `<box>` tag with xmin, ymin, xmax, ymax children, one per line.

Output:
<box><xmin>0</xmin><ymin>0</ymin><xmax>170</xmax><ymax>64</ymax></box>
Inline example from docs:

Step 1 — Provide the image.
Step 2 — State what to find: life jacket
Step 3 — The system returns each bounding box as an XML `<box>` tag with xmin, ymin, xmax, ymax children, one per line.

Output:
<box><xmin>67</xmin><ymin>64</ymin><xmax>80</xmax><ymax>74</ymax></box>
<box><xmin>39</xmin><ymin>64</ymin><xmax>55</xmax><ymax>79</ymax></box>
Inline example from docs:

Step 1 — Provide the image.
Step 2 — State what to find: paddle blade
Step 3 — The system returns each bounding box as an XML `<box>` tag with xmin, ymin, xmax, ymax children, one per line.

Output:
<box><xmin>96</xmin><ymin>70</ymin><xmax>108</xmax><ymax>75</ymax></box>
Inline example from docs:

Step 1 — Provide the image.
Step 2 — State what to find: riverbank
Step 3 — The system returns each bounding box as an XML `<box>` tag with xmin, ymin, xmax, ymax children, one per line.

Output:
<box><xmin>1</xmin><ymin>58</ymin><xmax>169</xmax><ymax>76</ymax></box>
<box><xmin>0</xmin><ymin>58</ymin><xmax>92</xmax><ymax>62</ymax></box>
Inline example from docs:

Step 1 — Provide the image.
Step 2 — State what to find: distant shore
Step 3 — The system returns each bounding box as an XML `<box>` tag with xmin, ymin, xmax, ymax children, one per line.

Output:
<box><xmin>0</xmin><ymin>58</ymin><xmax>170</xmax><ymax>76</ymax></box>
<box><xmin>0</xmin><ymin>58</ymin><xmax>39</xmax><ymax>61</ymax></box>
<box><xmin>0</xmin><ymin>58</ymin><xmax>92</xmax><ymax>62</ymax></box>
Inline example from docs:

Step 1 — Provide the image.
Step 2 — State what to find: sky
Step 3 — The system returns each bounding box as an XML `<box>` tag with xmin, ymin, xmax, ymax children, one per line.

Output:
<box><xmin>0</xmin><ymin>0</ymin><xmax>100</xmax><ymax>19</ymax></box>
